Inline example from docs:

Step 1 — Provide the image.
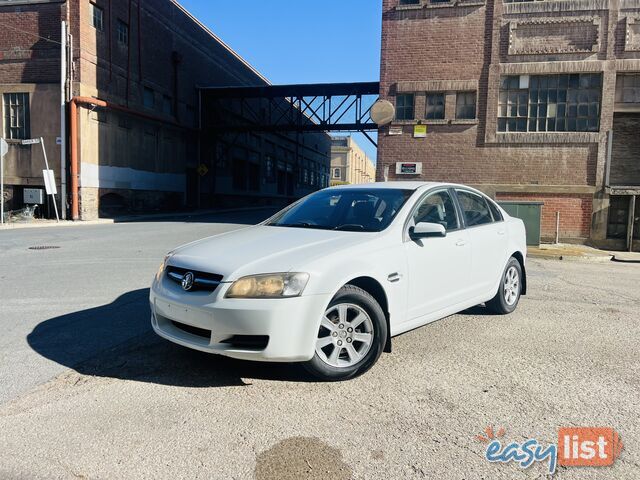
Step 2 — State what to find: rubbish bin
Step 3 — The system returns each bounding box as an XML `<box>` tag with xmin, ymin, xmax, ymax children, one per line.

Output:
<box><xmin>498</xmin><ymin>201</ymin><xmax>543</xmax><ymax>246</ymax></box>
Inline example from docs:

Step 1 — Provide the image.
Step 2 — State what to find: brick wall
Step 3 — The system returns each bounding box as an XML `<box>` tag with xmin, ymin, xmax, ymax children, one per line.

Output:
<box><xmin>377</xmin><ymin>0</ymin><xmax>640</xmax><ymax>245</ymax></box>
<box><xmin>497</xmin><ymin>192</ymin><xmax>593</xmax><ymax>240</ymax></box>
<box><xmin>0</xmin><ymin>2</ymin><xmax>64</xmax><ymax>84</ymax></box>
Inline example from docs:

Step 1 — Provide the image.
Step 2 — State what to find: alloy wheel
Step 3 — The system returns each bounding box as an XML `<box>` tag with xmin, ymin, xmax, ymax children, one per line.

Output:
<box><xmin>503</xmin><ymin>265</ymin><xmax>520</xmax><ymax>306</ymax></box>
<box><xmin>315</xmin><ymin>303</ymin><xmax>374</xmax><ymax>368</ymax></box>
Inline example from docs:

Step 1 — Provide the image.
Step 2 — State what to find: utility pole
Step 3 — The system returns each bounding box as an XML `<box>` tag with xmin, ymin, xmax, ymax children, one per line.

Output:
<box><xmin>60</xmin><ymin>21</ymin><xmax>68</xmax><ymax>219</ymax></box>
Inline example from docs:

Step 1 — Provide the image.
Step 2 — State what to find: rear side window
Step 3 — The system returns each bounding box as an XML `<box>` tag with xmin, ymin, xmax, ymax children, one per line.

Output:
<box><xmin>456</xmin><ymin>190</ymin><xmax>493</xmax><ymax>227</ymax></box>
<box><xmin>487</xmin><ymin>199</ymin><xmax>503</xmax><ymax>222</ymax></box>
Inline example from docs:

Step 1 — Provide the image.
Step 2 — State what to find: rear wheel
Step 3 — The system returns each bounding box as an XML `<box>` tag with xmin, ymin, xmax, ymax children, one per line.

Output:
<box><xmin>486</xmin><ymin>257</ymin><xmax>522</xmax><ymax>314</ymax></box>
<box><xmin>303</xmin><ymin>285</ymin><xmax>387</xmax><ymax>381</ymax></box>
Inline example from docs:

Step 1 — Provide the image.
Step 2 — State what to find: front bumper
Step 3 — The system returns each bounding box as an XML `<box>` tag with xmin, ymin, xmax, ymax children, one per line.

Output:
<box><xmin>149</xmin><ymin>277</ymin><xmax>331</xmax><ymax>362</ymax></box>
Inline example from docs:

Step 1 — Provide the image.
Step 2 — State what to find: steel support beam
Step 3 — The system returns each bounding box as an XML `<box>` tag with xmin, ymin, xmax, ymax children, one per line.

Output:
<box><xmin>199</xmin><ymin>82</ymin><xmax>380</xmax><ymax>135</ymax></box>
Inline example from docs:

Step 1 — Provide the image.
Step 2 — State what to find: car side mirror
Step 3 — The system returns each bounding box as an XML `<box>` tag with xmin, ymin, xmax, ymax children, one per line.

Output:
<box><xmin>409</xmin><ymin>222</ymin><xmax>446</xmax><ymax>240</ymax></box>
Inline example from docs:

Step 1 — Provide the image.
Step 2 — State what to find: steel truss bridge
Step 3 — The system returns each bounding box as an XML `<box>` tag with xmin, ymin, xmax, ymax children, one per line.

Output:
<box><xmin>199</xmin><ymin>82</ymin><xmax>380</xmax><ymax>145</ymax></box>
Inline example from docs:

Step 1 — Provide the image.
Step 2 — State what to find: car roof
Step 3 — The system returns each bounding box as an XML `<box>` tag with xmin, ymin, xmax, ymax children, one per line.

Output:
<box><xmin>327</xmin><ymin>181</ymin><xmax>445</xmax><ymax>191</ymax></box>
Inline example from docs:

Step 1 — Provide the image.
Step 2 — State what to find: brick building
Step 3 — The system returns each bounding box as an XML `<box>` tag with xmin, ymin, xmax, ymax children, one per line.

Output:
<box><xmin>378</xmin><ymin>0</ymin><xmax>640</xmax><ymax>251</ymax></box>
<box><xmin>330</xmin><ymin>135</ymin><xmax>376</xmax><ymax>185</ymax></box>
<box><xmin>0</xmin><ymin>0</ymin><xmax>330</xmax><ymax>220</ymax></box>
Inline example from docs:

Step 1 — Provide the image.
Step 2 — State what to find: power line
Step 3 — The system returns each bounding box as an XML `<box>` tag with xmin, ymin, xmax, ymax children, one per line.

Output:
<box><xmin>0</xmin><ymin>21</ymin><xmax>62</xmax><ymax>46</ymax></box>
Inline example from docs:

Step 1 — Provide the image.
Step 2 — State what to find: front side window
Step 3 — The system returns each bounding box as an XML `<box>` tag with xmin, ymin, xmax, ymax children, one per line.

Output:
<box><xmin>267</xmin><ymin>188</ymin><xmax>414</xmax><ymax>232</ymax></box>
<box><xmin>91</xmin><ymin>3</ymin><xmax>104</xmax><ymax>31</ymax></box>
<box><xmin>3</xmin><ymin>93</ymin><xmax>30</xmax><ymax>140</ymax></box>
<box><xmin>412</xmin><ymin>190</ymin><xmax>459</xmax><ymax>231</ymax></box>
<box><xmin>395</xmin><ymin>93</ymin><xmax>415</xmax><ymax>121</ymax></box>
<box><xmin>456</xmin><ymin>190</ymin><xmax>493</xmax><ymax>227</ymax></box>
<box><xmin>456</xmin><ymin>92</ymin><xmax>476</xmax><ymax>119</ymax></box>
<box><xmin>498</xmin><ymin>74</ymin><xmax>602</xmax><ymax>132</ymax></box>
<box><xmin>426</xmin><ymin>93</ymin><xmax>445</xmax><ymax>120</ymax></box>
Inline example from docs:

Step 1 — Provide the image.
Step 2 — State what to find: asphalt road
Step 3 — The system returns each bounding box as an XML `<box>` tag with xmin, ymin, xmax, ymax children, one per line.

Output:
<box><xmin>0</xmin><ymin>212</ymin><xmax>639</xmax><ymax>479</ymax></box>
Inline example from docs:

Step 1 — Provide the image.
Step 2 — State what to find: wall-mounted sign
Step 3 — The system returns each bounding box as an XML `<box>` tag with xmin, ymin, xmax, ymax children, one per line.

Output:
<box><xmin>413</xmin><ymin>124</ymin><xmax>427</xmax><ymax>138</ymax></box>
<box><xmin>388</xmin><ymin>126</ymin><xmax>403</xmax><ymax>136</ymax></box>
<box><xmin>396</xmin><ymin>162</ymin><xmax>422</xmax><ymax>175</ymax></box>
<box><xmin>21</xmin><ymin>138</ymin><xmax>41</xmax><ymax>145</ymax></box>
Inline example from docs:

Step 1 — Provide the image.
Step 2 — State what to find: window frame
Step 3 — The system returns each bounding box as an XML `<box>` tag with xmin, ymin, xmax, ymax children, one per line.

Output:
<box><xmin>395</xmin><ymin>93</ymin><xmax>415</xmax><ymax>121</ymax></box>
<box><xmin>3</xmin><ymin>92</ymin><xmax>30</xmax><ymax>140</ymax></box>
<box><xmin>116</xmin><ymin>19</ymin><xmax>129</xmax><ymax>46</ymax></box>
<box><xmin>455</xmin><ymin>91</ymin><xmax>477</xmax><ymax>120</ymax></box>
<box><xmin>426</xmin><ymin>92</ymin><xmax>445</xmax><ymax>120</ymax></box>
<box><xmin>498</xmin><ymin>73</ymin><xmax>602</xmax><ymax>133</ymax></box>
<box><xmin>333</xmin><ymin>168</ymin><xmax>341</xmax><ymax>179</ymax></box>
<box><xmin>91</xmin><ymin>3</ymin><xmax>104</xmax><ymax>31</ymax></box>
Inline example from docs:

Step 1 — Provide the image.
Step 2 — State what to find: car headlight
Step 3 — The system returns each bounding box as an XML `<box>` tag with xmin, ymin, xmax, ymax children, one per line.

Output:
<box><xmin>226</xmin><ymin>273</ymin><xmax>310</xmax><ymax>298</ymax></box>
<box><xmin>155</xmin><ymin>251</ymin><xmax>174</xmax><ymax>282</ymax></box>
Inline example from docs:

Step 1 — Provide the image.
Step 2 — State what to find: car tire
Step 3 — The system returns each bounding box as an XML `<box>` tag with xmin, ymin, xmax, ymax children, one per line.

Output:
<box><xmin>486</xmin><ymin>257</ymin><xmax>522</xmax><ymax>315</ymax></box>
<box><xmin>303</xmin><ymin>285</ymin><xmax>387</xmax><ymax>381</ymax></box>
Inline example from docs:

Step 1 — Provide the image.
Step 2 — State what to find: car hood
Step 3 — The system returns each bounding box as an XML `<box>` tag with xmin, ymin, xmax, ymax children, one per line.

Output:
<box><xmin>168</xmin><ymin>225</ymin><xmax>378</xmax><ymax>280</ymax></box>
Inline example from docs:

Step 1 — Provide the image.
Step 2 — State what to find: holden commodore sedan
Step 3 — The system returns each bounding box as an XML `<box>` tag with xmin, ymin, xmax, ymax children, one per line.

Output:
<box><xmin>150</xmin><ymin>182</ymin><xmax>526</xmax><ymax>380</ymax></box>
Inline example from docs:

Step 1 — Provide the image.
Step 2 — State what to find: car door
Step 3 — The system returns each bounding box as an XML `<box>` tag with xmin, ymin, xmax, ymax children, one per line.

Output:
<box><xmin>403</xmin><ymin>189</ymin><xmax>473</xmax><ymax>321</ymax></box>
<box><xmin>454</xmin><ymin>189</ymin><xmax>508</xmax><ymax>297</ymax></box>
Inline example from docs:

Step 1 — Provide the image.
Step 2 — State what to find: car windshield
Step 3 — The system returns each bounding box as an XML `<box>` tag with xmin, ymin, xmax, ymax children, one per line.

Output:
<box><xmin>266</xmin><ymin>188</ymin><xmax>414</xmax><ymax>232</ymax></box>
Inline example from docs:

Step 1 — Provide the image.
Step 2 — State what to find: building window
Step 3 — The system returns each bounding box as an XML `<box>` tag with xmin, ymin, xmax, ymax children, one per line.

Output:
<box><xmin>333</xmin><ymin>168</ymin><xmax>341</xmax><ymax>179</ymax></box>
<box><xmin>615</xmin><ymin>74</ymin><xmax>640</xmax><ymax>105</ymax></box>
<box><xmin>162</xmin><ymin>95</ymin><xmax>173</xmax><ymax>116</ymax></box>
<box><xmin>498</xmin><ymin>74</ymin><xmax>602</xmax><ymax>133</ymax></box>
<box><xmin>91</xmin><ymin>3</ymin><xmax>104</xmax><ymax>31</ymax></box>
<box><xmin>399</xmin><ymin>0</ymin><xmax>420</xmax><ymax>4</ymax></box>
<box><xmin>395</xmin><ymin>93</ymin><xmax>415</xmax><ymax>121</ymax></box>
<box><xmin>117</xmin><ymin>19</ymin><xmax>129</xmax><ymax>46</ymax></box>
<box><xmin>143</xmin><ymin>87</ymin><xmax>154</xmax><ymax>109</ymax></box>
<box><xmin>3</xmin><ymin>93</ymin><xmax>30</xmax><ymax>140</ymax></box>
<box><xmin>456</xmin><ymin>92</ymin><xmax>476</xmax><ymax>120</ymax></box>
<box><xmin>426</xmin><ymin>92</ymin><xmax>445</xmax><ymax>120</ymax></box>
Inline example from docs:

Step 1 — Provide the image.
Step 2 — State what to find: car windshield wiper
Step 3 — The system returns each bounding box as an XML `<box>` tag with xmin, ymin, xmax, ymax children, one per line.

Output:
<box><xmin>333</xmin><ymin>224</ymin><xmax>367</xmax><ymax>231</ymax></box>
<box><xmin>271</xmin><ymin>222</ymin><xmax>329</xmax><ymax>230</ymax></box>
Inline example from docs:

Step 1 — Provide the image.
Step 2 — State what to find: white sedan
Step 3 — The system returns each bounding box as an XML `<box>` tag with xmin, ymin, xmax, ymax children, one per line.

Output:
<box><xmin>150</xmin><ymin>182</ymin><xmax>527</xmax><ymax>380</ymax></box>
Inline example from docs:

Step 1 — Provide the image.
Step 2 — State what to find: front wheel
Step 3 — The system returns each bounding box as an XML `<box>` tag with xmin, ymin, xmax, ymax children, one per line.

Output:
<box><xmin>486</xmin><ymin>257</ymin><xmax>522</xmax><ymax>314</ymax></box>
<box><xmin>303</xmin><ymin>285</ymin><xmax>387</xmax><ymax>381</ymax></box>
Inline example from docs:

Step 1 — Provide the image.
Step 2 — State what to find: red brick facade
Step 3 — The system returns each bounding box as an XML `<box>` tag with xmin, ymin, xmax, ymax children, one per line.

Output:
<box><xmin>1</xmin><ymin>0</ymin><xmax>330</xmax><ymax>219</ymax></box>
<box><xmin>378</xmin><ymin>0</ymin><xmax>640</xmax><ymax>248</ymax></box>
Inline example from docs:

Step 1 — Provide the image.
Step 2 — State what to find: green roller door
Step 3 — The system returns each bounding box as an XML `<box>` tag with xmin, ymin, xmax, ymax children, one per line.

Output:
<box><xmin>498</xmin><ymin>201</ymin><xmax>543</xmax><ymax>246</ymax></box>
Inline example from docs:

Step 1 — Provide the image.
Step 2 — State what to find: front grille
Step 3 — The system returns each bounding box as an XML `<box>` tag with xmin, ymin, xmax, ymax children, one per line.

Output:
<box><xmin>221</xmin><ymin>335</ymin><xmax>269</xmax><ymax>350</ymax></box>
<box><xmin>166</xmin><ymin>266</ymin><xmax>223</xmax><ymax>292</ymax></box>
<box><xmin>171</xmin><ymin>321</ymin><xmax>211</xmax><ymax>339</ymax></box>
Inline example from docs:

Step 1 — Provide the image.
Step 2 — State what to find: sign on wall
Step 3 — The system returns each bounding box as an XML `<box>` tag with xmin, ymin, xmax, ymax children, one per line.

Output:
<box><xmin>396</xmin><ymin>162</ymin><xmax>422</xmax><ymax>175</ymax></box>
<box><xmin>413</xmin><ymin>124</ymin><xmax>427</xmax><ymax>138</ymax></box>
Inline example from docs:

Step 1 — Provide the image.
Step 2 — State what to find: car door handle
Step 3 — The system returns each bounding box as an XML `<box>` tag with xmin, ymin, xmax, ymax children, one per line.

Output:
<box><xmin>497</xmin><ymin>229</ymin><xmax>506</xmax><ymax>236</ymax></box>
<box><xmin>387</xmin><ymin>272</ymin><xmax>402</xmax><ymax>283</ymax></box>
<box><xmin>455</xmin><ymin>239</ymin><xmax>467</xmax><ymax>247</ymax></box>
